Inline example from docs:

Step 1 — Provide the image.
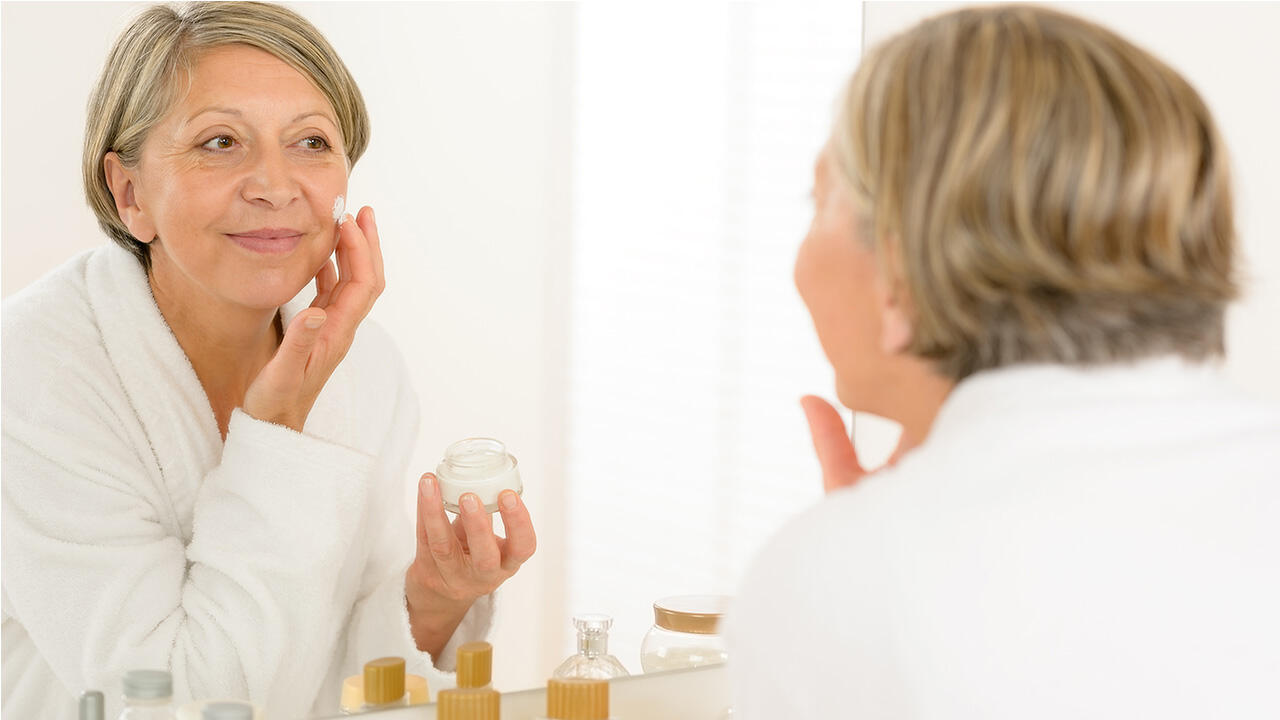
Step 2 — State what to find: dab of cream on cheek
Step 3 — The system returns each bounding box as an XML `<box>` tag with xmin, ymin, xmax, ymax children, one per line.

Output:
<box><xmin>332</xmin><ymin>195</ymin><xmax>345</xmax><ymax>224</ymax></box>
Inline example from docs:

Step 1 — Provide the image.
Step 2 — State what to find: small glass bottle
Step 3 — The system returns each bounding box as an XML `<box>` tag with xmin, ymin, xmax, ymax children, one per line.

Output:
<box><xmin>456</xmin><ymin>641</ymin><xmax>494</xmax><ymax>689</ymax></box>
<box><xmin>116</xmin><ymin>670</ymin><xmax>176</xmax><ymax>720</ymax></box>
<box><xmin>80</xmin><ymin>690</ymin><xmax>105</xmax><ymax>720</ymax></box>
<box><xmin>436</xmin><ymin>438</ymin><xmax>523</xmax><ymax>513</ymax></box>
<box><xmin>436</xmin><ymin>687</ymin><xmax>500</xmax><ymax>720</ymax></box>
<box><xmin>639</xmin><ymin>596</ymin><xmax>730</xmax><ymax>673</ymax></box>
<box><xmin>360</xmin><ymin>657</ymin><xmax>409</xmax><ymax>711</ymax></box>
<box><xmin>539</xmin><ymin>677</ymin><xmax>611</xmax><ymax>720</ymax></box>
<box><xmin>552</xmin><ymin>614</ymin><xmax>630</xmax><ymax>680</ymax></box>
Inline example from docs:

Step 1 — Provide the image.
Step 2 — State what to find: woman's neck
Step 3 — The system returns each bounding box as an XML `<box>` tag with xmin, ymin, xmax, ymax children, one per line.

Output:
<box><xmin>886</xmin><ymin>365</ymin><xmax>955</xmax><ymax>466</ymax></box>
<box><xmin>147</xmin><ymin>266</ymin><xmax>280</xmax><ymax>440</ymax></box>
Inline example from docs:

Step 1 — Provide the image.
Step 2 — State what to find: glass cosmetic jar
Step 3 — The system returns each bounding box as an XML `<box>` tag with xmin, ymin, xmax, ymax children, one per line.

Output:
<box><xmin>435</xmin><ymin>438</ymin><xmax>523</xmax><ymax>513</ymax></box>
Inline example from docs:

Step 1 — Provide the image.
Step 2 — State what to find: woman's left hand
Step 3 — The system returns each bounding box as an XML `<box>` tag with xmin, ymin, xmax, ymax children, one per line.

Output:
<box><xmin>404</xmin><ymin>473</ymin><xmax>536</xmax><ymax>659</ymax></box>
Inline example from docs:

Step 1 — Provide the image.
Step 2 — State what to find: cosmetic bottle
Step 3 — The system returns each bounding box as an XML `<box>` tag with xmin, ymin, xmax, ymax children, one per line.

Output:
<box><xmin>80</xmin><ymin>690</ymin><xmax>105</xmax><ymax>720</ymax></box>
<box><xmin>639</xmin><ymin>596</ymin><xmax>730</xmax><ymax>672</ymax></box>
<box><xmin>457</xmin><ymin>641</ymin><xmax>494</xmax><ymax>689</ymax></box>
<box><xmin>538</xmin><ymin>677</ymin><xmax>610</xmax><ymax>720</ymax></box>
<box><xmin>437</xmin><ymin>687</ymin><xmax>501</xmax><ymax>720</ymax></box>
<box><xmin>116</xmin><ymin>670</ymin><xmax>176</xmax><ymax>720</ymax></box>
<box><xmin>359</xmin><ymin>657</ymin><xmax>409</xmax><ymax>711</ymax></box>
<box><xmin>553</xmin><ymin>615</ymin><xmax>630</xmax><ymax>680</ymax></box>
<box><xmin>436</xmin><ymin>438</ymin><xmax>522</xmax><ymax>513</ymax></box>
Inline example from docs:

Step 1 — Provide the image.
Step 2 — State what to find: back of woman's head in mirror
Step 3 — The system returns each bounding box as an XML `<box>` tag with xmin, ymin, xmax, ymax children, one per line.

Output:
<box><xmin>831</xmin><ymin>4</ymin><xmax>1237</xmax><ymax>381</ymax></box>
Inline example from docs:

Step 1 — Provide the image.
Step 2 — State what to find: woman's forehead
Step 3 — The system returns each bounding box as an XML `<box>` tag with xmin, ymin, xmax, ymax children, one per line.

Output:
<box><xmin>172</xmin><ymin>45</ymin><xmax>335</xmax><ymax>126</ymax></box>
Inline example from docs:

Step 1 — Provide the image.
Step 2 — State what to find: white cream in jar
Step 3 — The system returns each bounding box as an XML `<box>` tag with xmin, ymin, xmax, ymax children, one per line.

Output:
<box><xmin>435</xmin><ymin>438</ymin><xmax>522</xmax><ymax>513</ymax></box>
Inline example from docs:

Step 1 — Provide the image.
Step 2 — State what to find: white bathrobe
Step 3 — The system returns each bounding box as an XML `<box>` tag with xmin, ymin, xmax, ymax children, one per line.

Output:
<box><xmin>2</xmin><ymin>243</ymin><xmax>492</xmax><ymax>719</ymax></box>
<box><xmin>728</xmin><ymin>358</ymin><xmax>1280</xmax><ymax>719</ymax></box>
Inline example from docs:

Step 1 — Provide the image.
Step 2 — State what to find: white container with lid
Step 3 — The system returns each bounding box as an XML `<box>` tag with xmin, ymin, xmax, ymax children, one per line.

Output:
<box><xmin>435</xmin><ymin>438</ymin><xmax>522</xmax><ymax>513</ymax></box>
<box><xmin>640</xmin><ymin>595</ymin><xmax>730</xmax><ymax>673</ymax></box>
<box><xmin>116</xmin><ymin>670</ymin><xmax>175</xmax><ymax>720</ymax></box>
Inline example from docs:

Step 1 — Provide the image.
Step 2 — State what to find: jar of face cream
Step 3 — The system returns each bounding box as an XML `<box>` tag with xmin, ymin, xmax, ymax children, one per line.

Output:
<box><xmin>435</xmin><ymin>438</ymin><xmax>523</xmax><ymax>513</ymax></box>
<box><xmin>640</xmin><ymin>595</ymin><xmax>730</xmax><ymax>673</ymax></box>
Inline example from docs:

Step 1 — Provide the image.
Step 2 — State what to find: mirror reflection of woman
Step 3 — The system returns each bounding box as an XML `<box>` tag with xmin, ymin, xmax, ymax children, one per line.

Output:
<box><xmin>1</xmin><ymin>4</ymin><xmax>535</xmax><ymax>718</ymax></box>
<box><xmin>728</xmin><ymin>5</ymin><xmax>1280</xmax><ymax>717</ymax></box>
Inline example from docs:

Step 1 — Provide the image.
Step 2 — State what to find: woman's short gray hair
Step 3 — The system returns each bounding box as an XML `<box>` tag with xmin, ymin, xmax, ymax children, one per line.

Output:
<box><xmin>82</xmin><ymin>2</ymin><xmax>370</xmax><ymax>268</ymax></box>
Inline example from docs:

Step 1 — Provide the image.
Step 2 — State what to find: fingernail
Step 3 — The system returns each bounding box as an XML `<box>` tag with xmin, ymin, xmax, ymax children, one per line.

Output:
<box><xmin>460</xmin><ymin>493</ymin><xmax>480</xmax><ymax>513</ymax></box>
<box><xmin>421</xmin><ymin>474</ymin><xmax>436</xmax><ymax>498</ymax></box>
<box><xmin>342</xmin><ymin>212</ymin><xmax>355</xmax><ymax>225</ymax></box>
<box><xmin>305</xmin><ymin>313</ymin><xmax>326</xmax><ymax>329</ymax></box>
<box><xmin>500</xmin><ymin>491</ymin><xmax>518</xmax><ymax>511</ymax></box>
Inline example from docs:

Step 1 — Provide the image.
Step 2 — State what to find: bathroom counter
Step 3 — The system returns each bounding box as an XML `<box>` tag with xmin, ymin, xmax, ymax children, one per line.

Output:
<box><xmin>313</xmin><ymin>662</ymin><xmax>729</xmax><ymax>719</ymax></box>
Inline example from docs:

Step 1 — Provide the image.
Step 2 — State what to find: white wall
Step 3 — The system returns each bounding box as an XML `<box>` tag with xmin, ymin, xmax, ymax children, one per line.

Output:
<box><xmin>863</xmin><ymin>1</ymin><xmax>1280</xmax><ymax>402</ymax></box>
<box><xmin>0</xmin><ymin>1</ymin><xmax>573</xmax><ymax>694</ymax></box>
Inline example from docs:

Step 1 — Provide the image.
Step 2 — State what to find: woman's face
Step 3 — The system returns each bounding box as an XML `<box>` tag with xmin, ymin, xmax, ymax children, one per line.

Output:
<box><xmin>795</xmin><ymin>147</ymin><xmax>898</xmax><ymax>414</ymax></box>
<box><xmin>114</xmin><ymin>44</ymin><xmax>347</xmax><ymax>312</ymax></box>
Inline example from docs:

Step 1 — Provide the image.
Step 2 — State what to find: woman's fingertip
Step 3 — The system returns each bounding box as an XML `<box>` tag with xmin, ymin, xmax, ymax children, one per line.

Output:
<box><xmin>499</xmin><ymin>490</ymin><xmax>519</xmax><ymax>511</ymax></box>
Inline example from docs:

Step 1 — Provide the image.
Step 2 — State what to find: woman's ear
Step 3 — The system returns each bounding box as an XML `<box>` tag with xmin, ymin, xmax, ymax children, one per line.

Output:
<box><xmin>103</xmin><ymin>152</ymin><xmax>156</xmax><ymax>244</ymax></box>
<box><xmin>874</xmin><ymin>265</ymin><xmax>914</xmax><ymax>355</ymax></box>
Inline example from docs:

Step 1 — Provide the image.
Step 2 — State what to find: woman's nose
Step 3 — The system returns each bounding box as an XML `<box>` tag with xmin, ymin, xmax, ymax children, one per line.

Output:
<box><xmin>240</xmin><ymin>147</ymin><xmax>300</xmax><ymax>209</ymax></box>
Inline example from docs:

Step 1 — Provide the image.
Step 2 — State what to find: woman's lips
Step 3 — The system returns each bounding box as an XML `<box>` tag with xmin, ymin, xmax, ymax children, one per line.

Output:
<box><xmin>226</xmin><ymin>228</ymin><xmax>304</xmax><ymax>254</ymax></box>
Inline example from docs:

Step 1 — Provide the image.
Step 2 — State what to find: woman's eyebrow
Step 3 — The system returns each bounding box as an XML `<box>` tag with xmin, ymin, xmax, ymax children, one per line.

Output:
<box><xmin>181</xmin><ymin>108</ymin><xmax>336</xmax><ymax>125</ymax></box>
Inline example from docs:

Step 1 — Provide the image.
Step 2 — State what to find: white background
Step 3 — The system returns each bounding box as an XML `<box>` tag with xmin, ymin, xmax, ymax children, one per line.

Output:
<box><xmin>3</xmin><ymin>0</ymin><xmax>1278</xmax><ymax>704</ymax></box>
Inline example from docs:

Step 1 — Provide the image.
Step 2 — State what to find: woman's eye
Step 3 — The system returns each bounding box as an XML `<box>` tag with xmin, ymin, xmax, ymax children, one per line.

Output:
<box><xmin>299</xmin><ymin>136</ymin><xmax>330</xmax><ymax>151</ymax></box>
<box><xmin>201</xmin><ymin>135</ymin><xmax>236</xmax><ymax>151</ymax></box>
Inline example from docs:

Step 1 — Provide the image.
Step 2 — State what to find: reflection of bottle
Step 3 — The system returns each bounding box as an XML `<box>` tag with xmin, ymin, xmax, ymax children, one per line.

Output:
<box><xmin>552</xmin><ymin>614</ymin><xmax>631</xmax><ymax>680</ymax></box>
<box><xmin>360</xmin><ymin>657</ymin><xmax>409</xmax><ymax>711</ymax></box>
<box><xmin>80</xmin><ymin>691</ymin><xmax>105</xmax><ymax>720</ymax></box>
<box><xmin>116</xmin><ymin>670</ymin><xmax>176</xmax><ymax>720</ymax></box>
<box><xmin>539</xmin><ymin>677</ymin><xmax>611</xmax><ymax>720</ymax></box>
<box><xmin>457</xmin><ymin>641</ymin><xmax>494</xmax><ymax>689</ymax></box>
<box><xmin>436</xmin><ymin>438</ymin><xmax>523</xmax><ymax>513</ymax></box>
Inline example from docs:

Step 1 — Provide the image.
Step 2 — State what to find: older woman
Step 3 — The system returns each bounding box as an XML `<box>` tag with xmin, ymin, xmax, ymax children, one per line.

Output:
<box><xmin>728</xmin><ymin>6</ymin><xmax>1279</xmax><ymax>718</ymax></box>
<box><xmin>1</xmin><ymin>3</ymin><xmax>534</xmax><ymax>717</ymax></box>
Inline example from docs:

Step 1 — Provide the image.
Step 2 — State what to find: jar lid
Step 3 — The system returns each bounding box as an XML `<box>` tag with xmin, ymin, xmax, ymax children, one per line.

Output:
<box><xmin>123</xmin><ymin>669</ymin><xmax>172</xmax><ymax>699</ymax></box>
<box><xmin>362</xmin><ymin>656</ymin><xmax>406</xmax><ymax>703</ymax></box>
<box><xmin>653</xmin><ymin>595</ymin><xmax>730</xmax><ymax>635</ymax></box>
<box><xmin>79</xmin><ymin>691</ymin><xmax>104</xmax><ymax>720</ymax></box>
<box><xmin>547</xmin><ymin>677</ymin><xmax>609</xmax><ymax>720</ymax></box>
<box><xmin>457</xmin><ymin>641</ymin><xmax>493</xmax><ymax>688</ymax></box>
<box><xmin>438</xmin><ymin>688</ymin><xmax>500</xmax><ymax>720</ymax></box>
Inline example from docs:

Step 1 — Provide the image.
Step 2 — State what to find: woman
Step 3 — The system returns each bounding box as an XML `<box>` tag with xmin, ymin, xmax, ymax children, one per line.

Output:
<box><xmin>728</xmin><ymin>6</ymin><xmax>1279</xmax><ymax>718</ymax></box>
<box><xmin>1</xmin><ymin>3</ymin><xmax>535</xmax><ymax>717</ymax></box>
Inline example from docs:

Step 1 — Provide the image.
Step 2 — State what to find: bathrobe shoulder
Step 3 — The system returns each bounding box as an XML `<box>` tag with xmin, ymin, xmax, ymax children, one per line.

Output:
<box><xmin>728</xmin><ymin>359</ymin><xmax>1280</xmax><ymax>719</ymax></box>
<box><xmin>1</xmin><ymin>244</ymin><xmax>491</xmax><ymax>719</ymax></box>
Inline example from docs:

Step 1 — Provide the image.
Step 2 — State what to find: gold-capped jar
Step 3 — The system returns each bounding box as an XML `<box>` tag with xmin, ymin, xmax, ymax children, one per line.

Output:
<box><xmin>639</xmin><ymin>595</ymin><xmax>730</xmax><ymax>673</ymax></box>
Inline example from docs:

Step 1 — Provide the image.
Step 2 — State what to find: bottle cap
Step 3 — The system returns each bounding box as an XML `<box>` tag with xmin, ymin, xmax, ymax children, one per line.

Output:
<box><xmin>202</xmin><ymin>702</ymin><xmax>254</xmax><ymax>720</ymax></box>
<box><xmin>437</xmin><ymin>687</ymin><xmax>500</xmax><ymax>720</ymax></box>
<box><xmin>573</xmin><ymin>614</ymin><xmax>613</xmax><ymax>634</ymax></box>
<box><xmin>79</xmin><ymin>691</ymin><xmax>105</xmax><ymax>720</ymax></box>
<box><xmin>362</xmin><ymin>656</ymin><xmax>406</xmax><ymax>704</ymax></box>
<box><xmin>547</xmin><ymin>677</ymin><xmax>609</xmax><ymax>720</ymax></box>
<box><xmin>123</xmin><ymin>670</ymin><xmax>173</xmax><ymax>699</ymax></box>
<box><xmin>653</xmin><ymin>595</ymin><xmax>730</xmax><ymax>635</ymax></box>
<box><xmin>456</xmin><ymin>641</ymin><xmax>493</xmax><ymax>688</ymax></box>
<box><xmin>341</xmin><ymin>672</ymin><xmax>429</xmax><ymax>711</ymax></box>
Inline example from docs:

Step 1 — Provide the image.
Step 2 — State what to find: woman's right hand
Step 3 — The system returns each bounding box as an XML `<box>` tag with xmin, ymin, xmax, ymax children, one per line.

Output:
<box><xmin>243</xmin><ymin>207</ymin><xmax>385</xmax><ymax>433</ymax></box>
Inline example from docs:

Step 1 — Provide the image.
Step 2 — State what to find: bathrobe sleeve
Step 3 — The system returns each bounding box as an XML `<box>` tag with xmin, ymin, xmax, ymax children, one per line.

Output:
<box><xmin>1</xmin><ymin>328</ymin><xmax>487</xmax><ymax>719</ymax></box>
<box><xmin>3</xmin><ymin>369</ymin><xmax>372</xmax><ymax>718</ymax></box>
